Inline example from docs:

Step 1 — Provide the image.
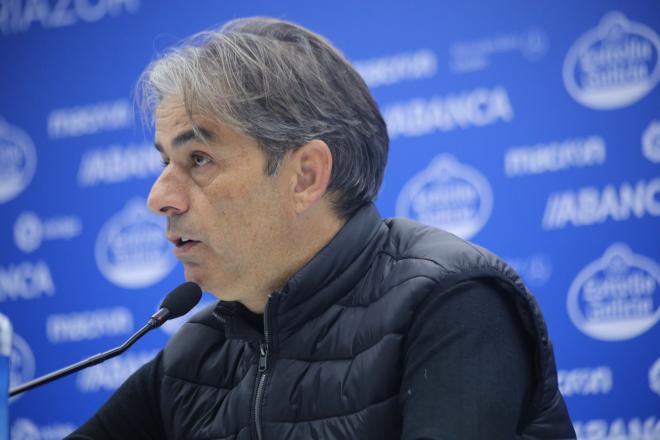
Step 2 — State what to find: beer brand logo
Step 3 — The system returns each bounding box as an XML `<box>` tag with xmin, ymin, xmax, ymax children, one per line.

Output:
<box><xmin>95</xmin><ymin>199</ymin><xmax>176</xmax><ymax>289</ymax></box>
<box><xmin>10</xmin><ymin>333</ymin><xmax>35</xmax><ymax>403</ymax></box>
<box><xmin>396</xmin><ymin>154</ymin><xmax>493</xmax><ymax>239</ymax></box>
<box><xmin>563</xmin><ymin>12</ymin><xmax>660</xmax><ymax>110</ymax></box>
<box><xmin>567</xmin><ymin>243</ymin><xmax>660</xmax><ymax>341</ymax></box>
<box><xmin>0</xmin><ymin>117</ymin><xmax>37</xmax><ymax>204</ymax></box>
<box><xmin>642</xmin><ymin>120</ymin><xmax>660</xmax><ymax>163</ymax></box>
<box><xmin>650</xmin><ymin>358</ymin><xmax>660</xmax><ymax>396</ymax></box>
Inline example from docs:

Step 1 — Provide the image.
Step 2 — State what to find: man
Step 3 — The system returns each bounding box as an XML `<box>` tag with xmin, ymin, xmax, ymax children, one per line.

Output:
<box><xmin>69</xmin><ymin>17</ymin><xmax>575</xmax><ymax>439</ymax></box>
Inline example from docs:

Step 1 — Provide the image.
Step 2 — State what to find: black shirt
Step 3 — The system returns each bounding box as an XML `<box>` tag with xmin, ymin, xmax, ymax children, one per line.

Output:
<box><xmin>68</xmin><ymin>279</ymin><xmax>534</xmax><ymax>439</ymax></box>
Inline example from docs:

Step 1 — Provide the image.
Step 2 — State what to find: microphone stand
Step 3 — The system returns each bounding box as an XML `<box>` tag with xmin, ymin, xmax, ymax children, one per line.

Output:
<box><xmin>10</xmin><ymin>322</ymin><xmax>155</xmax><ymax>397</ymax></box>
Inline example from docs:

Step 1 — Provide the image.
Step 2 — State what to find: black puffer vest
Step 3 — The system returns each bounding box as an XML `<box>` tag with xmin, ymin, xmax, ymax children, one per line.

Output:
<box><xmin>160</xmin><ymin>204</ymin><xmax>575</xmax><ymax>439</ymax></box>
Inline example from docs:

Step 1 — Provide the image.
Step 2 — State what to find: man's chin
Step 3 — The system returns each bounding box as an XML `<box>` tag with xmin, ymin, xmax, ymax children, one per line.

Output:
<box><xmin>182</xmin><ymin>264</ymin><xmax>205</xmax><ymax>288</ymax></box>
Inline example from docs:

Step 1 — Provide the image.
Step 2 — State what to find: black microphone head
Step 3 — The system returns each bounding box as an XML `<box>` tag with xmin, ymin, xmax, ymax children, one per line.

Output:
<box><xmin>159</xmin><ymin>282</ymin><xmax>202</xmax><ymax>320</ymax></box>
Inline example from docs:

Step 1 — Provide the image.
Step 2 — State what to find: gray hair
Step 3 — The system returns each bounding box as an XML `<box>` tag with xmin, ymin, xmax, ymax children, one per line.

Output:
<box><xmin>137</xmin><ymin>17</ymin><xmax>388</xmax><ymax>218</ymax></box>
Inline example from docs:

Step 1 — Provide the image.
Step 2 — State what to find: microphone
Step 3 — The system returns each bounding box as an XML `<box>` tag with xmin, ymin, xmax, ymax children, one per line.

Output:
<box><xmin>9</xmin><ymin>282</ymin><xmax>202</xmax><ymax>397</ymax></box>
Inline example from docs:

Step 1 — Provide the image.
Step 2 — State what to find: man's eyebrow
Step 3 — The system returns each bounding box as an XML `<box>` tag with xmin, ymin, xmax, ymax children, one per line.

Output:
<box><xmin>154</xmin><ymin>126</ymin><xmax>214</xmax><ymax>152</ymax></box>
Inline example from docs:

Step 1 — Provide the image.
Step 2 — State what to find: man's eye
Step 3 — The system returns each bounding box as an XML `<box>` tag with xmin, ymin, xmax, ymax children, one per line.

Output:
<box><xmin>191</xmin><ymin>153</ymin><xmax>210</xmax><ymax>167</ymax></box>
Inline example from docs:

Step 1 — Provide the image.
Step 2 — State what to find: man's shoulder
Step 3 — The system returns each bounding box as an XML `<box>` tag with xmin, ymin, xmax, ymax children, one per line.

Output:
<box><xmin>380</xmin><ymin>216</ymin><xmax>514</xmax><ymax>282</ymax></box>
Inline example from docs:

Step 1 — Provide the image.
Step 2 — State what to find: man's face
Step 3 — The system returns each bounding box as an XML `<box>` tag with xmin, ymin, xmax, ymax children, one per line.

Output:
<box><xmin>148</xmin><ymin>96</ymin><xmax>296</xmax><ymax>303</ymax></box>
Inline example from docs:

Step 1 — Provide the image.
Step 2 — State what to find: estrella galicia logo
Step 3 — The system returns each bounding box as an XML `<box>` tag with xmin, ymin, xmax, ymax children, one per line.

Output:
<box><xmin>563</xmin><ymin>12</ymin><xmax>660</xmax><ymax>110</ymax></box>
<box><xmin>396</xmin><ymin>154</ymin><xmax>493</xmax><ymax>239</ymax></box>
<box><xmin>567</xmin><ymin>243</ymin><xmax>660</xmax><ymax>341</ymax></box>
<box><xmin>0</xmin><ymin>117</ymin><xmax>37</xmax><ymax>204</ymax></box>
<box><xmin>642</xmin><ymin>120</ymin><xmax>660</xmax><ymax>163</ymax></box>
<box><xmin>95</xmin><ymin>198</ymin><xmax>176</xmax><ymax>289</ymax></box>
<box><xmin>10</xmin><ymin>333</ymin><xmax>35</xmax><ymax>403</ymax></box>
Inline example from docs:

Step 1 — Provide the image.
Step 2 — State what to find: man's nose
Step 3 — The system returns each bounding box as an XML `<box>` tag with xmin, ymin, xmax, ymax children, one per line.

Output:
<box><xmin>147</xmin><ymin>167</ymin><xmax>189</xmax><ymax>216</ymax></box>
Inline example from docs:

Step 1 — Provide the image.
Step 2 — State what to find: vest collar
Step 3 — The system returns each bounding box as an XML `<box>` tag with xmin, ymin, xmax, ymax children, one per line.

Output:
<box><xmin>213</xmin><ymin>203</ymin><xmax>385</xmax><ymax>344</ymax></box>
<box><xmin>273</xmin><ymin>203</ymin><xmax>386</xmax><ymax>338</ymax></box>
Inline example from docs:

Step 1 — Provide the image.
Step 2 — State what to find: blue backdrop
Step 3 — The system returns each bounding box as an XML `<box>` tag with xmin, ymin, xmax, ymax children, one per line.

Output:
<box><xmin>1</xmin><ymin>1</ymin><xmax>659</xmax><ymax>438</ymax></box>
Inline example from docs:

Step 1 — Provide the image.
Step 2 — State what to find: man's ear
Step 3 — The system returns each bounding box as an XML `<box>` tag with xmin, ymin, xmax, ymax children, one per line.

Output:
<box><xmin>290</xmin><ymin>139</ymin><xmax>333</xmax><ymax>214</ymax></box>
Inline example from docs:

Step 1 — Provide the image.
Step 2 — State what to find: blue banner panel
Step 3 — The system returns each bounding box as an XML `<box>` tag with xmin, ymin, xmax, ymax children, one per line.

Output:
<box><xmin>1</xmin><ymin>1</ymin><xmax>659</xmax><ymax>438</ymax></box>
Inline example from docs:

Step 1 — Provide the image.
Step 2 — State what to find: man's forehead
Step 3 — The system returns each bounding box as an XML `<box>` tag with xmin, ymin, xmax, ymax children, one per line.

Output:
<box><xmin>155</xmin><ymin>97</ymin><xmax>217</xmax><ymax>142</ymax></box>
<box><xmin>155</xmin><ymin>97</ymin><xmax>195</xmax><ymax>130</ymax></box>
<box><xmin>153</xmin><ymin>98</ymin><xmax>260</xmax><ymax>153</ymax></box>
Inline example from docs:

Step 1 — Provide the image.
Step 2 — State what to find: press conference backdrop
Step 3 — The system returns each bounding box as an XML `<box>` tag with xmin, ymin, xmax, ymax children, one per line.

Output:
<box><xmin>1</xmin><ymin>0</ymin><xmax>659</xmax><ymax>438</ymax></box>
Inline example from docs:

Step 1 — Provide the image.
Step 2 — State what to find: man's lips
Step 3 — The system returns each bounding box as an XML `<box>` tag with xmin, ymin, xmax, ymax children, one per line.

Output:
<box><xmin>167</xmin><ymin>234</ymin><xmax>201</xmax><ymax>256</ymax></box>
<box><xmin>173</xmin><ymin>240</ymin><xmax>199</xmax><ymax>257</ymax></box>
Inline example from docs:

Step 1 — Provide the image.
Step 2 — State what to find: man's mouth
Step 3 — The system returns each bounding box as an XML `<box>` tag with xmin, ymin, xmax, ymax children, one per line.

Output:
<box><xmin>175</xmin><ymin>237</ymin><xmax>200</xmax><ymax>247</ymax></box>
<box><xmin>168</xmin><ymin>234</ymin><xmax>201</xmax><ymax>256</ymax></box>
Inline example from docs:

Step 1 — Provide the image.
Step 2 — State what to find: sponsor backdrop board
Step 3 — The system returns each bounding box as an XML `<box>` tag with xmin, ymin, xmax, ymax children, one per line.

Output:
<box><xmin>1</xmin><ymin>0</ymin><xmax>659</xmax><ymax>438</ymax></box>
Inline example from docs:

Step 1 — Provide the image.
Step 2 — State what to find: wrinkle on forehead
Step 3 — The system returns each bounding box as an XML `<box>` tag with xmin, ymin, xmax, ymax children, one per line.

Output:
<box><xmin>156</xmin><ymin>96</ymin><xmax>196</xmax><ymax>132</ymax></box>
<box><xmin>155</xmin><ymin>95</ymin><xmax>250</xmax><ymax>148</ymax></box>
<box><xmin>155</xmin><ymin>96</ymin><xmax>216</xmax><ymax>147</ymax></box>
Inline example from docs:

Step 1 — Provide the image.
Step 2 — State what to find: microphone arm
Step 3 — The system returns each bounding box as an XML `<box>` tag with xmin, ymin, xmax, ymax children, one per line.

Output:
<box><xmin>9</xmin><ymin>281</ymin><xmax>202</xmax><ymax>397</ymax></box>
<box><xmin>10</xmin><ymin>321</ymin><xmax>155</xmax><ymax>397</ymax></box>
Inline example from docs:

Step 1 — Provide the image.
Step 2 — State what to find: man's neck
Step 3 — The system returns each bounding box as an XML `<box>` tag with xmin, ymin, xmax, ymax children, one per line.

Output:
<box><xmin>241</xmin><ymin>205</ymin><xmax>346</xmax><ymax>313</ymax></box>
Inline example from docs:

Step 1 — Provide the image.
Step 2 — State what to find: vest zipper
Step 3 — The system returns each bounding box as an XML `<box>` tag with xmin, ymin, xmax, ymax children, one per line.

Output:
<box><xmin>253</xmin><ymin>300</ymin><xmax>271</xmax><ymax>440</ymax></box>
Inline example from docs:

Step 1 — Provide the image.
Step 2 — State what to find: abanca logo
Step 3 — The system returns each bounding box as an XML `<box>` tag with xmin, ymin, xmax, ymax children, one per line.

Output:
<box><xmin>0</xmin><ymin>117</ymin><xmax>36</xmax><ymax>204</ymax></box>
<box><xmin>567</xmin><ymin>243</ymin><xmax>660</xmax><ymax>341</ymax></box>
<box><xmin>396</xmin><ymin>154</ymin><xmax>493</xmax><ymax>239</ymax></box>
<box><xmin>95</xmin><ymin>199</ymin><xmax>177</xmax><ymax>289</ymax></box>
<box><xmin>563</xmin><ymin>12</ymin><xmax>660</xmax><ymax>110</ymax></box>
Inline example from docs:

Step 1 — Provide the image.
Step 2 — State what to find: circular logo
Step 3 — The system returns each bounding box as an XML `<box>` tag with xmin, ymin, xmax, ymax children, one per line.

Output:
<box><xmin>567</xmin><ymin>243</ymin><xmax>660</xmax><ymax>341</ymax></box>
<box><xmin>10</xmin><ymin>418</ymin><xmax>40</xmax><ymax>440</ymax></box>
<box><xmin>649</xmin><ymin>357</ymin><xmax>660</xmax><ymax>396</ymax></box>
<box><xmin>642</xmin><ymin>120</ymin><xmax>660</xmax><ymax>163</ymax></box>
<box><xmin>95</xmin><ymin>198</ymin><xmax>177</xmax><ymax>289</ymax></box>
<box><xmin>0</xmin><ymin>117</ymin><xmax>37</xmax><ymax>204</ymax></box>
<box><xmin>14</xmin><ymin>212</ymin><xmax>44</xmax><ymax>253</ymax></box>
<box><xmin>10</xmin><ymin>333</ymin><xmax>36</xmax><ymax>404</ymax></box>
<box><xmin>521</xmin><ymin>28</ymin><xmax>549</xmax><ymax>61</ymax></box>
<box><xmin>396</xmin><ymin>154</ymin><xmax>493</xmax><ymax>239</ymax></box>
<box><xmin>563</xmin><ymin>12</ymin><xmax>660</xmax><ymax>110</ymax></box>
